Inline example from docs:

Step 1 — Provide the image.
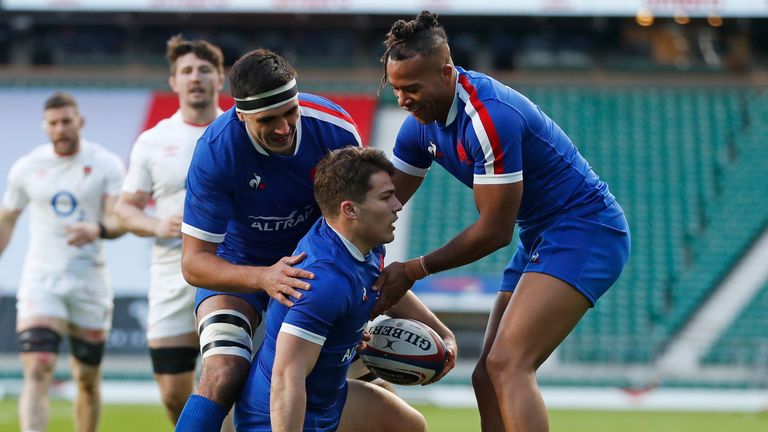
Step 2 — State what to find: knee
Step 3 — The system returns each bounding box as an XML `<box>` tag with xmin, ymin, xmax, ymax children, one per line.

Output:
<box><xmin>197</xmin><ymin>356</ymin><xmax>250</xmax><ymax>405</ymax></box>
<box><xmin>161</xmin><ymin>388</ymin><xmax>190</xmax><ymax>415</ymax></box>
<box><xmin>73</xmin><ymin>372</ymin><xmax>100</xmax><ymax>394</ymax></box>
<box><xmin>485</xmin><ymin>346</ymin><xmax>534</xmax><ymax>382</ymax></box>
<box><xmin>26</xmin><ymin>354</ymin><xmax>57</xmax><ymax>382</ymax></box>
<box><xmin>411</xmin><ymin>412</ymin><xmax>428</xmax><ymax>432</ymax></box>
<box><xmin>390</xmin><ymin>408</ymin><xmax>426</xmax><ymax>432</ymax></box>
<box><xmin>471</xmin><ymin>357</ymin><xmax>491</xmax><ymax>389</ymax></box>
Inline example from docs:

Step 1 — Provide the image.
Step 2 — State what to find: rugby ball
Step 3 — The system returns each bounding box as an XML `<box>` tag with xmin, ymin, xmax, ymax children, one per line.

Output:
<box><xmin>359</xmin><ymin>318</ymin><xmax>447</xmax><ymax>386</ymax></box>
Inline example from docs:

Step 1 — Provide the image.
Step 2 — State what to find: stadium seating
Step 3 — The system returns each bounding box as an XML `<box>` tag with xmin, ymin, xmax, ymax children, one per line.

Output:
<box><xmin>703</xmin><ymin>280</ymin><xmax>768</xmax><ymax>366</ymax></box>
<box><xmin>405</xmin><ymin>85</ymin><xmax>768</xmax><ymax>366</ymax></box>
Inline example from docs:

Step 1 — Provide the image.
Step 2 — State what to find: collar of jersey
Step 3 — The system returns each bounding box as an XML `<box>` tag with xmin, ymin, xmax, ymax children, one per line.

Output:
<box><xmin>326</xmin><ymin>221</ymin><xmax>366</xmax><ymax>262</ymax></box>
<box><xmin>244</xmin><ymin>116</ymin><xmax>303</xmax><ymax>157</ymax></box>
<box><xmin>51</xmin><ymin>139</ymin><xmax>89</xmax><ymax>159</ymax></box>
<box><xmin>440</xmin><ymin>67</ymin><xmax>460</xmax><ymax>128</ymax></box>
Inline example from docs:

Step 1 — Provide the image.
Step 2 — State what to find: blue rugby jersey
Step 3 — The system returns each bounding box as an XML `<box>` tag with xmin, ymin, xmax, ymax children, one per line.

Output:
<box><xmin>181</xmin><ymin>93</ymin><xmax>361</xmax><ymax>265</ymax></box>
<box><xmin>392</xmin><ymin>66</ymin><xmax>614</xmax><ymax>228</ymax></box>
<box><xmin>236</xmin><ymin>218</ymin><xmax>384</xmax><ymax>431</ymax></box>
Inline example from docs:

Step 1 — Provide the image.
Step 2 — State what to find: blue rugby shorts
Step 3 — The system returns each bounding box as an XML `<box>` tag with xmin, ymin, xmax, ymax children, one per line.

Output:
<box><xmin>194</xmin><ymin>288</ymin><xmax>270</xmax><ymax>317</ymax></box>
<box><xmin>500</xmin><ymin>201</ymin><xmax>631</xmax><ymax>305</ymax></box>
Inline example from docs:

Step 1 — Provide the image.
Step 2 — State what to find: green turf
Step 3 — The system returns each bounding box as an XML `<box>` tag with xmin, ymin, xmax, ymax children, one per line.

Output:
<box><xmin>419</xmin><ymin>406</ymin><xmax>768</xmax><ymax>432</ymax></box>
<box><xmin>0</xmin><ymin>400</ymin><xmax>766</xmax><ymax>431</ymax></box>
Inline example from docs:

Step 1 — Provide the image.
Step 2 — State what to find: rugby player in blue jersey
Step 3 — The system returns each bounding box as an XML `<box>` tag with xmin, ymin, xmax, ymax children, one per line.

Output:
<box><xmin>375</xmin><ymin>11</ymin><xmax>631</xmax><ymax>432</ymax></box>
<box><xmin>236</xmin><ymin>146</ymin><xmax>456</xmax><ymax>432</ymax></box>
<box><xmin>175</xmin><ymin>49</ymin><xmax>365</xmax><ymax>431</ymax></box>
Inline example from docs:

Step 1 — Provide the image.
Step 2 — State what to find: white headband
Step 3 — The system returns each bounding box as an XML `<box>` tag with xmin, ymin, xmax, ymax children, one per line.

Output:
<box><xmin>234</xmin><ymin>78</ymin><xmax>298</xmax><ymax>114</ymax></box>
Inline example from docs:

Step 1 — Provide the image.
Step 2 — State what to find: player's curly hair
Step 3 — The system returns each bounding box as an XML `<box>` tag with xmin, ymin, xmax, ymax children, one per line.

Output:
<box><xmin>228</xmin><ymin>48</ymin><xmax>297</xmax><ymax>100</ymax></box>
<box><xmin>166</xmin><ymin>34</ymin><xmax>224</xmax><ymax>75</ymax></box>
<box><xmin>379</xmin><ymin>10</ymin><xmax>449</xmax><ymax>90</ymax></box>
<box><xmin>314</xmin><ymin>147</ymin><xmax>395</xmax><ymax>219</ymax></box>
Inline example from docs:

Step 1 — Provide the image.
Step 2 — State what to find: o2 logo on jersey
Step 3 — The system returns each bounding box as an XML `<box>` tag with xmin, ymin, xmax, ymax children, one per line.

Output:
<box><xmin>50</xmin><ymin>191</ymin><xmax>79</xmax><ymax>217</ymax></box>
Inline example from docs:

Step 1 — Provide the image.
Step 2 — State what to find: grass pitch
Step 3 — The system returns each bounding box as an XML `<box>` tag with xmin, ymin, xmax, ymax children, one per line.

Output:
<box><xmin>0</xmin><ymin>400</ymin><xmax>766</xmax><ymax>431</ymax></box>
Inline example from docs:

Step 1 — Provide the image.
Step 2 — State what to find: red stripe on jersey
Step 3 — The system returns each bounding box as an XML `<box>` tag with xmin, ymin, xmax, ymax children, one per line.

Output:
<box><xmin>299</xmin><ymin>100</ymin><xmax>358</xmax><ymax>128</ymax></box>
<box><xmin>458</xmin><ymin>75</ymin><xmax>504</xmax><ymax>174</ymax></box>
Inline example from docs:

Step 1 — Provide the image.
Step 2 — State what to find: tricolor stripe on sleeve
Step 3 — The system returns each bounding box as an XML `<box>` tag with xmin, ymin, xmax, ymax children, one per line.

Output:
<box><xmin>299</xmin><ymin>100</ymin><xmax>363</xmax><ymax>147</ymax></box>
<box><xmin>457</xmin><ymin>75</ymin><xmax>505</xmax><ymax>176</ymax></box>
<box><xmin>280</xmin><ymin>323</ymin><xmax>326</xmax><ymax>346</ymax></box>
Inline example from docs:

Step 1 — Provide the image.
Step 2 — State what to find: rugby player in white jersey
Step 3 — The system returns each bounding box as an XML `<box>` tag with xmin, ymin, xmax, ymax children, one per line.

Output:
<box><xmin>114</xmin><ymin>35</ymin><xmax>225</xmax><ymax>426</ymax></box>
<box><xmin>0</xmin><ymin>92</ymin><xmax>125</xmax><ymax>432</ymax></box>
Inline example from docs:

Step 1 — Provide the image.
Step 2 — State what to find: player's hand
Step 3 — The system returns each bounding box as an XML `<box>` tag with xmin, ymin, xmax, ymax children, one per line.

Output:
<box><xmin>425</xmin><ymin>334</ymin><xmax>458</xmax><ymax>385</ymax></box>
<box><xmin>370</xmin><ymin>261</ymin><xmax>414</xmax><ymax>318</ymax></box>
<box><xmin>260</xmin><ymin>253</ymin><xmax>314</xmax><ymax>307</ymax></box>
<box><xmin>154</xmin><ymin>215</ymin><xmax>182</xmax><ymax>238</ymax></box>
<box><xmin>65</xmin><ymin>222</ymin><xmax>99</xmax><ymax>246</ymax></box>
<box><xmin>356</xmin><ymin>331</ymin><xmax>372</xmax><ymax>353</ymax></box>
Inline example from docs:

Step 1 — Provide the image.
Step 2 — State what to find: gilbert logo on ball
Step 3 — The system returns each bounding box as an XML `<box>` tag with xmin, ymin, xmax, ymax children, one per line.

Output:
<box><xmin>360</xmin><ymin>318</ymin><xmax>447</xmax><ymax>386</ymax></box>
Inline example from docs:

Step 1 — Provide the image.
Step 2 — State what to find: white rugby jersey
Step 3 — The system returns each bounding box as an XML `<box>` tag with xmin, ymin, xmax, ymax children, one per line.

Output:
<box><xmin>2</xmin><ymin>140</ymin><xmax>125</xmax><ymax>275</ymax></box>
<box><xmin>122</xmin><ymin>110</ymin><xmax>219</xmax><ymax>266</ymax></box>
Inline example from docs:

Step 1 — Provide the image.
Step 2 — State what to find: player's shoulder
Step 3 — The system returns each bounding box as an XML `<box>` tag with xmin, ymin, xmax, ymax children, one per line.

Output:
<box><xmin>298</xmin><ymin>93</ymin><xmax>361</xmax><ymax>147</ymax></box>
<box><xmin>401</xmin><ymin>112</ymin><xmax>422</xmax><ymax>131</ymax></box>
<box><xmin>135</xmin><ymin>112</ymin><xmax>184</xmax><ymax>143</ymax></box>
<box><xmin>7</xmin><ymin>144</ymin><xmax>49</xmax><ymax>174</ymax></box>
<box><xmin>299</xmin><ymin>92</ymin><xmax>343</xmax><ymax>111</ymax></box>
<box><xmin>198</xmin><ymin>108</ymin><xmax>242</xmax><ymax>149</ymax></box>
<box><xmin>84</xmin><ymin>141</ymin><xmax>125</xmax><ymax>169</ymax></box>
<box><xmin>299</xmin><ymin>225</ymin><xmax>359</xmax><ymax>279</ymax></box>
<box><xmin>457</xmin><ymin>67</ymin><xmax>527</xmax><ymax>106</ymax></box>
<box><xmin>298</xmin><ymin>93</ymin><xmax>354</xmax><ymax>123</ymax></box>
<box><xmin>19</xmin><ymin>144</ymin><xmax>52</xmax><ymax>162</ymax></box>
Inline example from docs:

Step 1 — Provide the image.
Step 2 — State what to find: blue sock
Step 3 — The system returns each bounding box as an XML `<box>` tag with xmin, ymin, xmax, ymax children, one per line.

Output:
<box><xmin>175</xmin><ymin>394</ymin><xmax>229</xmax><ymax>432</ymax></box>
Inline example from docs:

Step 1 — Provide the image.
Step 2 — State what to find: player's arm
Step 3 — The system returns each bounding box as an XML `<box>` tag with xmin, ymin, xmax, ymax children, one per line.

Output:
<box><xmin>0</xmin><ymin>208</ymin><xmax>21</xmax><ymax>256</ymax></box>
<box><xmin>115</xmin><ymin>191</ymin><xmax>181</xmax><ymax>238</ymax></box>
<box><xmin>389</xmin><ymin>117</ymin><xmax>430</xmax><ymax>206</ymax></box>
<box><xmin>391</xmin><ymin>169</ymin><xmax>424</xmax><ymax>206</ymax></box>
<box><xmin>99</xmin><ymin>194</ymin><xmax>126</xmax><ymax>239</ymax></box>
<box><xmin>270</xmin><ymin>332</ymin><xmax>322</xmax><ymax>432</ymax></box>
<box><xmin>373</xmin><ymin>182</ymin><xmax>521</xmax><ymax>316</ymax></box>
<box><xmin>65</xmin><ymin>194</ymin><xmax>125</xmax><ymax>246</ymax></box>
<box><xmin>422</xmin><ymin>182</ymin><xmax>520</xmax><ymax>271</ymax></box>
<box><xmin>387</xmin><ymin>291</ymin><xmax>458</xmax><ymax>382</ymax></box>
<box><xmin>68</xmin><ymin>150</ymin><xmax>127</xmax><ymax>245</ymax></box>
<box><xmin>181</xmin><ymin>233</ymin><xmax>313</xmax><ymax>307</ymax></box>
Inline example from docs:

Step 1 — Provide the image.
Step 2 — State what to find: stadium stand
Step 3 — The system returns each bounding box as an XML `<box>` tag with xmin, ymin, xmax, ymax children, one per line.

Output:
<box><xmin>704</xmin><ymin>280</ymin><xmax>768</xmax><ymax>366</ymax></box>
<box><xmin>406</xmin><ymin>85</ymin><xmax>768</xmax><ymax>367</ymax></box>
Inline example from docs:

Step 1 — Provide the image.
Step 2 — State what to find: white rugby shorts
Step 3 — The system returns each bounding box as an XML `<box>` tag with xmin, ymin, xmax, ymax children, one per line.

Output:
<box><xmin>146</xmin><ymin>263</ymin><xmax>196</xmax><ymax>340</ymax></box>
<box><xmin>17</xmin><ymin>270</ymin><xmax>113</xmax><ymax>331</ymax></box>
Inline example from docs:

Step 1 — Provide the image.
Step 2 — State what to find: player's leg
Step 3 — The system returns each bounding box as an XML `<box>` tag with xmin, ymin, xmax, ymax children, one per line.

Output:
<box><xmin>149</xmin><ymin>333</ymin><xmax>198</xmax><ymax>423</ymax></box>
<box><xmin>68</xmin><ymin>324</ymin><xmax>108</xmax><ymax>432</ymax></box>
<box><xmin>65</xmin><ymin>274</ymin><xmax>113</xmax><ymax>432</ymax></box>
<box><xmin>484</xmin><ymin>208</ymin><xmax>630</xmax><ymax>431</ymax></box>
<box><xmin>17</xmin><ymin>317</ymin><xmax>67</xmax><ymax>432</ymax></box>
<box><xmin>486</xmin><ymin>273</ymin><xmax>590</xmax><ymax>432</ymax></box>
<box><xmin>16</xmin><ymin>275</ymin><xmax>71</xmax><ymax>432</ymax></box>
<box><xmin>347</xmin><ymin>353</ymin><xmax>396</xmax><ymax>393</ymax></box>
<box><xmin>147</xmin><ymin>277</ymin><xmax>199</xmax><ymax>424</ymax></box>
<box><xmin>471</xmin><ymin>291</ymin><xmax>513</xmax><ymax>432</ymax></box>
<box><xmin>337</xmin><ymin>379</ymin><xmax>426</xmax><ymax>432</ymax></box>
<box><xmin>473</xmin><ymin>243</ymin><xmax>528</xmax><ymax>432</ymax></box>
<box><xmin>176</xmin><ymin>293</ymin><xmax>263</xmax><ymax>432</ymax></box>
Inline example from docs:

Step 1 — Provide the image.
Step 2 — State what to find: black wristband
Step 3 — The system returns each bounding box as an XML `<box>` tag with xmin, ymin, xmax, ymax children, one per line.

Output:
<box><xmin>97</xmin><ymin>222</ymin><xmax>108</xmax><ymax>239</ymax></box>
